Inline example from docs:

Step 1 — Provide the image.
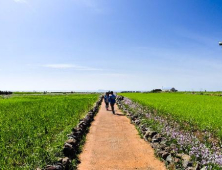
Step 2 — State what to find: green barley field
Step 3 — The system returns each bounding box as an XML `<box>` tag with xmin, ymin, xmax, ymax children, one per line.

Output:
<box><xmin>0</xmin><ymin>93</ymin><xmax>99</xmax><ymax>169</ymax></box>
<box><xmin>121</xmin><ymin>93</ymin><xmax>222</xmax><ymax>140</ymax></box>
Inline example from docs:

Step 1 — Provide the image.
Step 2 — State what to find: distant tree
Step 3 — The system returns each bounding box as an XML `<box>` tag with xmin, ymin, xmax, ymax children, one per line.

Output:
<box><xmin>151</xmin><ymin>89</ymin><xmax>162</xmax><ymax>93</ymax></box>
<box><xmin>0</xmin><ymin>91</ymin><xmax>13</xmax><ymax>95</ymax></box>
<box><xmin>170</xmin><ymin>87</ymin><xmax>178</xmax><ymax>92</ymax></box>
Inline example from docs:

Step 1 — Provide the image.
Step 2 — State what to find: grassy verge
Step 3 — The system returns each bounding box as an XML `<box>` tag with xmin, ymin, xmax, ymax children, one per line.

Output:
<box><xmin>0</xmin><ymin>94</ymin><xmax>99</xmax><ymax>169</ymax></box>
<box><xmin>118</xmin><ymin>96</ymin><xmax>222</xmax><ymax>169</ymax></box>
<box><xmin>121</xmin><ymin>93</ymin><xmax>222</xmax><ymax>140</ymax></box>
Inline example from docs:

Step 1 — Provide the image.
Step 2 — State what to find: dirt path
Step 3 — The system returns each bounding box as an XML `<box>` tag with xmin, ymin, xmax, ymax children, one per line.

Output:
<box><xmin>78</xmin><ymin>102</ymin><xmax>166</xmax><ymax>170</ymax></box>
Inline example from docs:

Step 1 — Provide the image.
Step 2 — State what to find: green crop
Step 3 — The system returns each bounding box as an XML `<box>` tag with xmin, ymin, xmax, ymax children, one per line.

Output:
<box><xmin>121</xmin><ymin>93</ymin><xmax>222</xmax><ymax>140</ymax></box>
<box><xmin>13</xmin><ymin>92</ymin><xmax>43</xmax><ymax>94</ymax></box>
<box><xmin>0</xmin><ymin>94</ymin><xmax>98</xmax><ymax>169</ymax></box>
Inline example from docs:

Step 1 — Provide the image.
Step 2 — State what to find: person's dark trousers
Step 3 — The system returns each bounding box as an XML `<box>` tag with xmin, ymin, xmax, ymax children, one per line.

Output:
<box><xmin>110</xmin><ymin>103</ymin><xmax>115</xmax><ymax>114</ymax></box>
<box><xmin>105</xmin><ymin>102</ymin><xmax>109</xmax><ymax>110</ymax></box>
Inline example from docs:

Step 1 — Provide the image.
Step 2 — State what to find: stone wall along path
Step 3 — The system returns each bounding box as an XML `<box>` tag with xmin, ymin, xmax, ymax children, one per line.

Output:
<box><xmin>78</xmin><ymin>102</ymin><xmax>166</xmax><ymax>170</ymax></box>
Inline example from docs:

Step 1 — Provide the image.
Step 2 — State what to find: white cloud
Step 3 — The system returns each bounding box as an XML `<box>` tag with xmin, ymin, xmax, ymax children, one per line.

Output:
<box><xmin>14</xmin><ymin>0</ymin><xmax>27</xmax><ymax>3</ymax></box>
<box><xmin>43</xmin><ymin>64</ymin><xmax>103</xmax><ymax>71</ymax></box>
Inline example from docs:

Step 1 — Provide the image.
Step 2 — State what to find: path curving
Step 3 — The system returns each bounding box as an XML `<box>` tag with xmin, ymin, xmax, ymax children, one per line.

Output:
<box><xmin>78</xmin><ymin>102</ymin><xmax>166</xmax><ymax>170</ymax></box>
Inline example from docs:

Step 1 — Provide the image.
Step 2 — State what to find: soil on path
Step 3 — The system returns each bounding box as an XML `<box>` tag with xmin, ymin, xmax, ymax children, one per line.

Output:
<box><xmin>78</xmin><ymin>102</ymin><xmax>166</xmax><ymax>170</ymax></box>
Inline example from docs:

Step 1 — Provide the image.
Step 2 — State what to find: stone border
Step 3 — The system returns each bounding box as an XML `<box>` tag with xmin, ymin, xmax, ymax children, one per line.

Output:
<box><xmin>39</xmin><ymin>96</ymin><xmax>103</xmax><ymax>170</ymax></box>
<box><xmin>116</xmin><ymin>96</ymin><xmax>202</xmax><ymax>170</ymax></box>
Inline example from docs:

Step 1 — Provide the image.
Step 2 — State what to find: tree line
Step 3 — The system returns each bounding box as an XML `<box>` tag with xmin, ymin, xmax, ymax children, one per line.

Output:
<box><xmin>0</xmin><ymin>91</ymin><xmax>13</xmax><ymax>95</ymax></box>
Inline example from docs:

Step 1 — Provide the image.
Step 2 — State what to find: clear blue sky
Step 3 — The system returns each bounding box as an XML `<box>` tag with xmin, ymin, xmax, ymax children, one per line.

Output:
<box><xmin>0</xmin><ymin>0</ymin><xmax>222</xmax><ymax>91</ymax></box>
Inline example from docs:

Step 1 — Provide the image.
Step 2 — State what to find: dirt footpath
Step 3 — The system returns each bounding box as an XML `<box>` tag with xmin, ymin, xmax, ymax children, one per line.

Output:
<box><xmin>78</xmin><ymin>102</ymin><xmax>166</xmax><ymax>170</ymax></box>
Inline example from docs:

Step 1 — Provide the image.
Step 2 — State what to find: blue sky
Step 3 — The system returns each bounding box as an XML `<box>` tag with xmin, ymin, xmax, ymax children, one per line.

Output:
<box><xmin>0</xmin><ymin>0</ymin><xmax>222</xmax><ymax>91</ymax></box>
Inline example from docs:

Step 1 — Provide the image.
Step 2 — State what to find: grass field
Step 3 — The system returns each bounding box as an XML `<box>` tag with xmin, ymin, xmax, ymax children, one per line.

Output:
<box><xmin>13</xmin><ymin>92</ymin><xmax>43</xmax><ymax>94</ymax></box>
<box><xmin>0</xmin><ymin>94</ymin><xmax>99</xmax><ymax>169</ymax></box>
<box><xmin>121</xmin><ymin>93</ymin><xmax>222</xmax><ymax>140</ymax></box>
<box><xmin>181</xmin><ymin>91</ymin><xmax>222</xmax><ymax>96</ymax></box>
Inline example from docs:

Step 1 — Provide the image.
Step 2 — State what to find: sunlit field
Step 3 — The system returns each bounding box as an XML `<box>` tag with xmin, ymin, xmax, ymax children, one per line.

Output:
<box><xmin>121</xmin><ymin>93</ymin><xmax>222</xmax><ymax>140</ymax></box>
<box><xmin>0</xmin><ymin>94</ymin><xmax>99</xmax><ymax>169</ymax></box>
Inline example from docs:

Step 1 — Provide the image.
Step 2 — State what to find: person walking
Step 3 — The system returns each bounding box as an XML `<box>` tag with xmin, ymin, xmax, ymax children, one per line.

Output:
<box><xmin>104</xmin><ymin>92</ymin><xmax>110</xmax><ymax>110</ymax></box>
<box><xmin>109</xmin><ymin>91</ymin><xmax>116</xmax><ymax>114</ymax></box>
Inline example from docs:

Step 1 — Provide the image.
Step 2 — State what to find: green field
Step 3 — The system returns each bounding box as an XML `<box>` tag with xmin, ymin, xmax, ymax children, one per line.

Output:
<box><xmin>0</xmin><ymin>94</ymin><xmax>99</xmax><ymax>169</ymax></box>
<box><xmin>121</xmin><ymin>93</ymin><xmax>222</xmax><ymax>140</ymax></box>
<box><xmin>181</xmin><ymin>91</ymin><xmax>222</xmax><ymax>96</ymax></box>
<box><xmin>13</xmin><ymin>92</ymin><xmax>43</xmax><ymax>95</ymax></box>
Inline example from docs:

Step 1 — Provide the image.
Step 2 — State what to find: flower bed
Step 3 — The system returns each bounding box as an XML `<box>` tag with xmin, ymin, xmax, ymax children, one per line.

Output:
<box><xmin>117</xmin><ymin>96</ymin><xmax>222</xmax><ymax>170</ymax></box>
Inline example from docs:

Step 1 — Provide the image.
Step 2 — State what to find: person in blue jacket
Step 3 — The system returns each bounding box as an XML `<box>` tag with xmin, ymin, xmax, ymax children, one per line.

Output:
<box><xmin>109</xmin><ymin>91</ymin><xmax>116</xmax><ymax>114</ymax></box>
